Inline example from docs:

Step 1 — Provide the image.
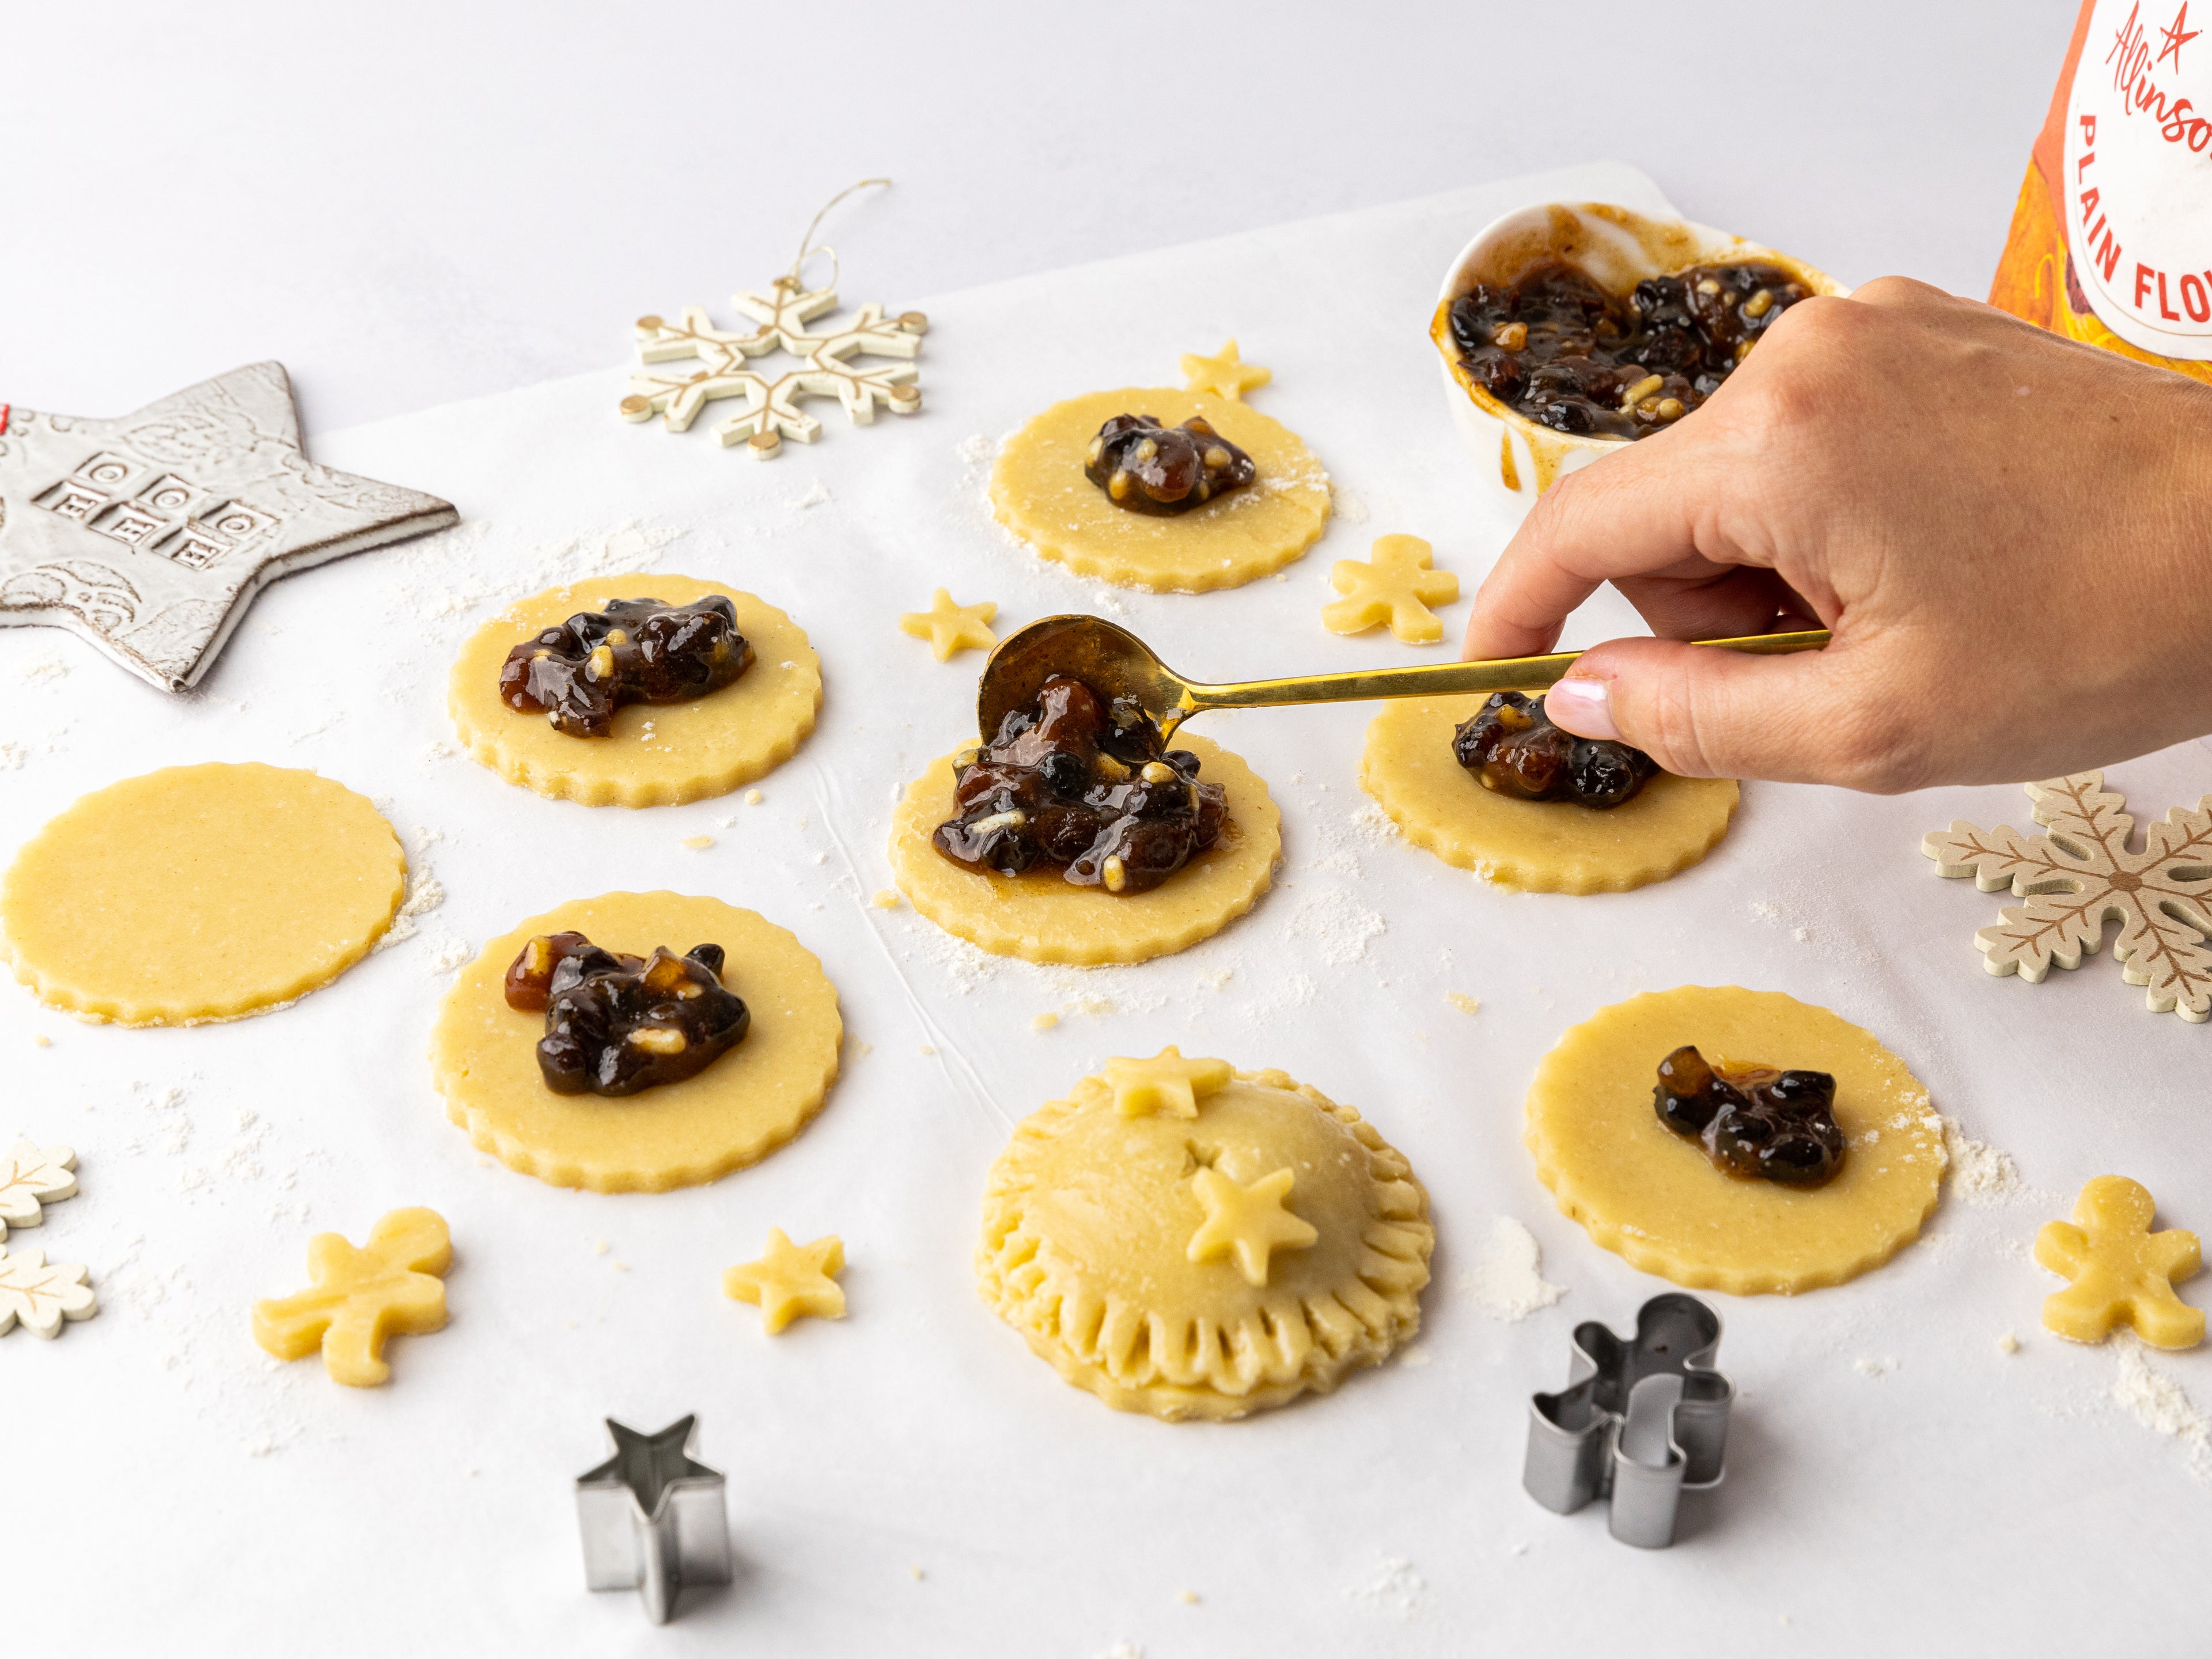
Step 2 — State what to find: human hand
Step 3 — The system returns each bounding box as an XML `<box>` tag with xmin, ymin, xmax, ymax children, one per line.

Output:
<box><xmin>1461</xmin><ymin>276</ymin><xmax>2212</xmax><ymax>791</ymax></box>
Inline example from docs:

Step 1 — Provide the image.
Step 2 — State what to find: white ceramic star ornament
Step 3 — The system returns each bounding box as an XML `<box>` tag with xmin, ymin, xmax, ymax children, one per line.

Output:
<box><xmin>0</xmin><ymin>363</ymin><xmax>456</xmax><ymax>691</ymax></box>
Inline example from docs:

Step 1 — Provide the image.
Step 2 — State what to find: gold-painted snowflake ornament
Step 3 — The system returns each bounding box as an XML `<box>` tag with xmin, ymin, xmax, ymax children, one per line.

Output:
<box><xmin>1923</xmin><ymin>772</ymin><xmax>2212</xmax><ymax>1022</ymax></box>
<box><xmin>619</xmin><ymin>276</ymin><xmax>925</xmax><ymax>459</ymax></box>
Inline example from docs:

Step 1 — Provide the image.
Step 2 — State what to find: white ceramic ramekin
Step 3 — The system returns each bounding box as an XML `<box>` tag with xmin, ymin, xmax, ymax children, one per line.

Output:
<box><xmin>1432</xmin><ymin>202</ymin><xmax>1844</xmax><ymax>510</ymax></box>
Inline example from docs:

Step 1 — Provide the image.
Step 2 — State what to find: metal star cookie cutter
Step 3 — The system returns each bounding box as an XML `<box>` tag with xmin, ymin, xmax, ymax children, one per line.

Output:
<box><xmin>1523</xmin><ymin>1293</ymin><xmax>1734</xmax><ymax>1549</ymax></box>
<box><xmin>575</xmin><ymin>1415</ymin><xmax>732</xmax><ymax>1623</ymax></box>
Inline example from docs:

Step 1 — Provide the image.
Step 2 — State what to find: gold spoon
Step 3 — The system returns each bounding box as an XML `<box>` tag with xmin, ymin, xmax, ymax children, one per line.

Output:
<box><xmin>976</xmin><ymin>614</ymin><xmax>1831</xmax><ymax>743</ymax></box>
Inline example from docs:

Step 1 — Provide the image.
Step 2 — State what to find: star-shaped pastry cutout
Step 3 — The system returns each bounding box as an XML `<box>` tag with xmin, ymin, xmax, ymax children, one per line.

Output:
<box><xmin>899</xmin><ymin>587</ymin><xmax>998</xmax><ymax>661</ymax></box>
<box><xmin>1179</xmin><ymin>339</ymin><xmax>1272</xmax><ymax>402</ymax></box>
<box><xmin>1107</xmin><ymin>1046</ymin><xmax>1233</xmax><ymax>1119</ymax></box>
<box><xmin>1186</xmin><ymin>1166</ymin><xmax>1318</xmax><ymax>1287</ymax></box>
<box><xmin>1322</xmin><ymin>534</ymin><xmax>1460</xmax><ymax>643</ymax></box>
<box><xmin>723</xmin><ymin>1228</ymin><xmax>846</xmax><ymax>1333</ymax></box>
<box><xmin>1</xmin><ymin>362</ymin><xmax>455</xmax><ymax>692</ymax></box>
<box><xmin>2036</xmin><ymin>1175</ymin><xmax>2203</xmax><ymax>1349</ymax></box>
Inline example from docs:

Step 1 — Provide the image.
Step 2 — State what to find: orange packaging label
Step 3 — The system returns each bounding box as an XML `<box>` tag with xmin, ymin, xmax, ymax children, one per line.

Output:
<box><xmin>1992</xmin><ymin>0</ymin><xmax>2212</xmax><ymax>381</ymax></box>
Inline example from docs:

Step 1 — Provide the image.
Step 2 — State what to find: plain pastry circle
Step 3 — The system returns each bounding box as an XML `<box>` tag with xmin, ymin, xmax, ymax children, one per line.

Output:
<box><xmin>988</xmin><ymin>388</ymin><xmax>1331</xmax><ymax>592</ymax></box>
<box><xmin>1360</xmin><ymin>694</ymin><xmax>1737</xmax><ymax>892</ymax></box>
<box><xmin>0</xmin><ymin>762</ymin><xmax>403</xmax><ymax>1026</ymax></box>
<box><xmin>430</xmin><ymin>892</ymin><xmax>841</xmax><ymax>1192</ymax></box>
<box><xmin>888</xmin><ymin>733</ymin><xmax>1281</xmax><ymax>964</ymax></box>
<box><xmin>449</xmin><ymin>575</ymin><xmax>822</xmax><ymax>807</ymax></box>
<box><xmin>1525</xmin><ymin>986</ymin><xmax>1945</xmax><ymax>1294</ymax></box>
<box><xmin>978</xmin><ymin>1066</ymin><xmax>1433</xmax><ymax>1420</ymax></box>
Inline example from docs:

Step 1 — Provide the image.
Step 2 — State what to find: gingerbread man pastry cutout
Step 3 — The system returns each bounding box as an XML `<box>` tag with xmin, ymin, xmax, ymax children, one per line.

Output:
<box><xmin>2035</xmin><ymin>1176</ymin><xmax>2203</xmax><ymax>1350</ymax></box>
<box><xmin>252</xmin><ymin>1206</ymin><xmax>453</xmax><ymax>1385</ymax></box>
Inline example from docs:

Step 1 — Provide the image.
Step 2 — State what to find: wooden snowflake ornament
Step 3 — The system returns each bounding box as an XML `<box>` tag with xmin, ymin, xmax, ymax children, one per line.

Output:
<box><xmin>0</xmin><ymin>1247</ymin><xmax>96</xmax><ymax>1338</ymax></box>
<box><xmin>1923</xmin><ymin>772</ymin><xmax>2212</xmax><ymax>1021</ymax></box>
<box><xmin>0</xmin><ymin>1139</ymin><xmax>78</xmax><ymax>1242</ymax></box>
<box><xmin>620</xmin><ymin>279</ymin><xmax>924</xmax><ymax>458</ymax></box>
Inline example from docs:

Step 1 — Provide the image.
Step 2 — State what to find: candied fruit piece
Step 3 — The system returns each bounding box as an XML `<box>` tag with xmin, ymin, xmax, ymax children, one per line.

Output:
<box><xmin>1653</xmin><ymin>1044</ymin><xmax>1845</xmax><ymax>1188</ymax></box>
<box><xmin>1451</xmin><ymin>691</ymin><xmax>1658</xmax><ymax>809</ymax></box>
<box><xmin>503</xmin><ymin>933</ymin><xmax>748</xmax><ymax>1096</ymax></box>
<box><xmin>931</xmin><ymin>675</ymin><xmax>1228</xmax><ymax>895</ymax></box>
<box><xmin>1084</xmin><ymin>414</ymin><xmax>1256</xmax><ymax>515</ymax></box>
<box><xmin>499</xmin><ymin>596</ymin><xmax>752</xmax><ymax>738</ymax></box>
<box><xmin>1449</xmin><ymin>259</ymin><xmax>1810</xmax><ymax>441</ymax></box>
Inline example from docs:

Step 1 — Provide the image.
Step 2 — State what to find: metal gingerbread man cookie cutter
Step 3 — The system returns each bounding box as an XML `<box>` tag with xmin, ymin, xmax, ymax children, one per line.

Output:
<box><xmin>1523</xmin><ymin>1293</ymin><xmax>1734</xmax><ymax>1548</ymax></box>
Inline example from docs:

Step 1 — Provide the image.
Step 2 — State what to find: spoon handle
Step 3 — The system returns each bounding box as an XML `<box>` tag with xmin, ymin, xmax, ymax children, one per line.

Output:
<box><xmin>1181</xmin><ymin>630</ymin><xmax>1832</xmax><ymax>715</ymax></box>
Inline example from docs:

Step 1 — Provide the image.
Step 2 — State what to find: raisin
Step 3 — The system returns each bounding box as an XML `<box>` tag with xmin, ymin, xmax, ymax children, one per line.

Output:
<box><xmin>1448</xmin><ymin>258</ymin><xmax>1810</xmax><ymax>440</ymax></box>
<box><xmin>1652</xmin><ymin>1045</ymin><xmax>1846</xmax><ymax>1188</ymax></box>
<box><xmin>1451</xmin><ymin>691</ymin><xmax>1658</xmax><ymax>809</ymax></box>
<box><xmin>504</xmin><ymin>933</ymin><xmax>750</xmax><ymax>1097</ymax></box>
<box><xmin>499</xmin><ymin>596</ymin><xmax>751</xmax><ymax>738</ymax></box>
<box><xmin>1084</xmin><ymin>414</ymin><xmax>1256</xmax><ymax>514</ymax></box>
<box><xmin>931</xmin><ymin>675</ymin><xmax>1229</xmax><ymax>895</ymax></box>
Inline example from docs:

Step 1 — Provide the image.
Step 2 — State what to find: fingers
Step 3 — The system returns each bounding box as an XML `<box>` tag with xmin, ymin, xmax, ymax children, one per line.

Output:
<box><xmin>1544</xmin><ymin>634</ymin><xmax>1923</xmax><ymax>790</ymax></box>
<box><xmin>1614</xmin><ymin>566</ymin><xmax>1814</xmax><ymax>641</ymax></box>
<box><xmin>1461</xmin><ymin>426</ymin><xmax>1745</xmax><ymax>662</ymax></box>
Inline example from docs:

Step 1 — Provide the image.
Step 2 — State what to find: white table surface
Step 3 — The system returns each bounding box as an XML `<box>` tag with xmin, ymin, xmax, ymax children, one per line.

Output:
<box><xmin>3</xmin><ymin>1</ymin><xmax>2079</xmax><ymax>433</ymax></box>
<box><xmin>13</xmin><ymin>6</ymin><xmax>2208</xmax><ymax>1649</ymax></box>
<box><xmin>5</xmin><ymin>151</ymin><xmax>2209</xmax><ymax>1657</ymax></box>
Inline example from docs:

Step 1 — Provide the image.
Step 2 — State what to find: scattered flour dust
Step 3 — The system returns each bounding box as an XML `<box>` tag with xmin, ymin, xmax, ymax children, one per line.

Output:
<box><xmin>1460</xmin><ymin>1217</ymin><xmax>1566</xmax><ymax>1321</ymax></box>
<box><xmin>394</xmin><ymin>518</ymin><xmax>686</xmax><ymax>621</ymax></box>
<box><xmin>1350</xmin><ymin>1556</ymin><xmax>1428</xmax><ymax>1622</ymax></box>
<box><xmin>1287</xmin><ymin>887</ymin><xmax>1387</xmax><ymax>967</ymax></box>
<box><xmin>1349</xmin><ymin>801</ymin><xmax>1401</xmax><ymax>846</ymax></box>
<box><xmin>375</xmin><ymin>830</ymin><xmax>448</xmax><ymax>952</ymax></box>
<box><xmin>2113</xmin><ymin>1335</ymin><xmax>2212</xmax><ymax>1479</ymax></box>
<box><xmin>788</xmin><ymin>479</ymin><xmax>833</xmax><ymax>512</ymax></box>
<box><xmin>1941</xmin><ymin>1117</ymin><xmax>2026</xmax><ymax>1206</ymax></box>
<box><xmin>14</xmin><ymin>649</ymin><xmax>69</xmax><ymax>683</ymax></box>
<box><xmin>0</xmin><ymin>741</ymin><xmax>22</xmax><ymax>771</ymax></box>
<box><xmin>1331</xmin><ymin>483</ymin><xmax>1370</xmax><ymax>524</ymax></box>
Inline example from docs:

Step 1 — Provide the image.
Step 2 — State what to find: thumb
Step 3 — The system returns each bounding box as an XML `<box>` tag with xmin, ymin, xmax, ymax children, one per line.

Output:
<box><xmin>1542</xmin><ymin>636</ymin><xmax>1915</xmax><ymax>790</ymax></box>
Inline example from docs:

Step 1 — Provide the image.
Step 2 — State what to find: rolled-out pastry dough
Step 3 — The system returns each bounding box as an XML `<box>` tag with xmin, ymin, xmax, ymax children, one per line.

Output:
<box><xmin>448</xmin><ymin>575</ymin><xmax>821</xmax><ymax>808</ymax></box>
<box><xmin>888</xmin><ymin>733</ymin><xmax>1280</xmax><ymax>965</ymax></box>
<box><xmin>0</xmin><ymin>762</ymin><xmax>403</xmax><ymax>1026</ymax></box>
<box><xmin>430</xmin><ymin>891</ymin><xmax>840</xmax><ymax>1192</ymax></box>
<box><xmin>1525</xmin><ymin>985</ymin><xmax>1945</xmax><ymax>1294</ymax></box>
<box><xmin>988</xmin><ymin>389</ymin><xmax>1330</xmax><ymax>592</ymax></box>
<box><xmin>979</xmin><ymin>1065</ymin><xmax>1433</xmax><ymax>1420</ymax></box>
<box><xmin>1361</xmin><ymin>694</ymin><xmax>1736</xmax><ymax>893</ymax></box>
